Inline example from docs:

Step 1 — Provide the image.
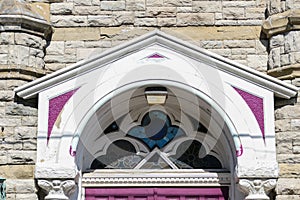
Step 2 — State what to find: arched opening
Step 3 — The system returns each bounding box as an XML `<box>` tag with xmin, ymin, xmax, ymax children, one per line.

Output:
<box><xmin>75</xmin><ymin>83</ymin><xmax>239</xmax><ymax>199</ymax></box>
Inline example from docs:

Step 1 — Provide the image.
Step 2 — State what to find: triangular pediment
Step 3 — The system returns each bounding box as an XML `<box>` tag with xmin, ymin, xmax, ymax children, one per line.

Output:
<box><xmin>15</xmin><ymin>30</ymin><xmax>298</xmax><ymax>99</ymax></box>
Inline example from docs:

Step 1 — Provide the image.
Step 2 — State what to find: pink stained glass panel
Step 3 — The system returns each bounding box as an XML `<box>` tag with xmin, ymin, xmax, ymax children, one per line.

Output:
<box><xmin>85</xmin><ymin>187</ymin><xmax>228</xmax><ymax>200</ymax></box>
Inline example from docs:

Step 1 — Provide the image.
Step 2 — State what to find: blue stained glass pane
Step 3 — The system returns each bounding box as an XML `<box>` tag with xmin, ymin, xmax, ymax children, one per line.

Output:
<box><xmin>128</xmin><ymin>111</ymin><xmax>186</xmax><ymax>150</ymax></box>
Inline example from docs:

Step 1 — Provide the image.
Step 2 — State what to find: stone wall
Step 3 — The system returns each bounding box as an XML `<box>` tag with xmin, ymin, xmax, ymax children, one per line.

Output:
<box><xmin>275</xmin><ymin>98</ymin><xmax>300</xmax><ymax>200</ymax></box>
<box><xmin>45</xmin><ymin>0</ymin><xmax>269</xmax><ymax>72</ymax></box>
<box><xmin>0</xmin><ymin>31</ymin><xmax>47</xmax><ymax>199</ymax></box>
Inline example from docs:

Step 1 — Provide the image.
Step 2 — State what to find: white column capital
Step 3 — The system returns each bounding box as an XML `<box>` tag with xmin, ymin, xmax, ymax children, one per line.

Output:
<box><xmin>38</xmin><ymin>179</ymin><xmax>76</xmax><ymax>200</ymax></box>
<box><xmin>238</xmin><ymin>179</ymin><xmax>276</xmax><ymax>200</ymax></box>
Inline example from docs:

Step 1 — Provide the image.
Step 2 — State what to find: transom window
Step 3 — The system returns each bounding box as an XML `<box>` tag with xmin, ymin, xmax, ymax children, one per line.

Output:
<box><xmin>91</xmin><ymin>110</ymin><xmax>222</xmax><ymax>170</ymax></box>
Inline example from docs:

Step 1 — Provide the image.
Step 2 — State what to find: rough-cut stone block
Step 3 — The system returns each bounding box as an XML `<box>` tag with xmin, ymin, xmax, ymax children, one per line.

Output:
<box><xmin>51</xmin><ymin>3</ymin><xmax>73</xmax><ymax>15</ymax></box>
<box><xmin>101</xmin><ymin>1</ymin><xmax>125</xmax><ymax>11</ymax></box>
<box><xmin>52</xmin><ymin>28</ymin><xmax>101</xmax><ymax>41</ymax></box>
<box><xmin>246</xmin><ymin>54</ymin><xmax>268</xmax><ymax>71</ymax></box>
<box><xmin>29</xmin><ymin>48</ymin><xmax>45</xmax><ymax>58</ymax></box>
<box><xmin>291</xmin><ymin>119</ymin><xmax>300</xmax><ymax>131</ymax></box>
<box><xmin>275</xmin><ymin>119</ymin><xmax>291</xmax><ymax>132</ymax></box>
<box><xmin>0</xmin><ymin>117</ymin><xmax>21</xmax><ymax>127</ymax></box>
<box><xmin>157</xmin><ymin>18</ymin><xmax>176</xmax><ymax>26</ymax></box>
<box><xmin>0</xmin><ymin>33</ymin><xmax>14</xmax><ymax>45</ymax></box>
<box><xmin>74</xmin><ymin>0</ymin><xmax>92</xmax><ymax>6</ymax></box>
<box><xmin>177</xmin><ymin>7</ymin><xmax>192</xmax><ymax>13</ymax></box>
<box><xmin>16</xmin><ymin>193</ymin><xmax>38</xmax><ymax>200</ymax></box>
<box><xmin>224</xmin><ymin>40</ymin><xmax>255</xmax><ymax>48</ymax></box>
<box><xmin>270</xmin><ymin>35</ymin><xmax>284</xmax><ymax>48</ymax></box>
<box><xmin>74</xmin><ymin>6</ymin><xmax>101</xmax><ymax>15</ymax></box>
<box><xmin>44</xmin><ymin>54</ymin><xmax>76</xmax><ymax>63</ymax></box>
<box><xmin>245</xmin><ymin>7</ymin><xmax>265</xmax><ymax>19</ymax></box>
<box><xmin>51</xmin><ymin>15</ymin><xmax>88</xmax><ymax>27</ymax></box>
<box><xmin>279</xmin><ymin>164</ymin><xmax>300</xmax><ymax>178</ymax></box>
<box><xmin>15</xmin><ymin>33</ymin><xmax>44</xmax><ymax>49</ymax></box>
<box><xmin>23</xmin><ymin>140</ymin><xmax>37</xmax><ymax>150</ymax></box>
<box><xmin>199</xmin><ymin>41</ymin><xmax>223</xmax><ymax>49</ymax></box>
<box><xmin>276</xmin><ymin>195</ymin><xmax>300</xmax><ymax>200</ymax></box>
<box><xmin>269</xmin><ymin>47</ymin><xmax>281</xmax><ymax>68</ymax></box>
<box><xmin>192</xmin><ymin>1</ymin><xmax>222</xmax><ymax>13</ymax></box>
<box><xmin>66</xmin><ymin>41</ymin><xmax>85</xmax><ymax>48</ymax></box>
<box><xmin>45</xmin><ymin>63</ymin><xmax>66</xmax><ymax>72</ymax></box>
<box><xmin>277</xmin><ymin>154</ymin><xmax>300</xmax><ymax>163</ymax></box>
<box><xmin>0</xmin><ymin>165</ymin><xmax>34</xmax><ymax>179</ymax></box>
<box><xmin>6</xmin><ymin>179</ymin><xmax>36</xmax><ymax>194</ymax></box>
<box><xmin>0</xmin><ymin>90</ymin><xmax>14</xmax><ymax>101</ymax></box>
<box><xmin>164</xmin><ymin>0</ymin><xmax>192</xmax><ymax>6</ymax></box>
<box><xmin>84</xmin><ymin>40</ymin><xmax>112</xmax><ymax>48</ymax></box>
<box><xmin>277</xmin><ymin>178</ymin><xmax>300</xmax><ymax>194</ymax></box>
<box><xmin>21</xmin><ymin>116</ymin><xmax>38</xmax><ymax>126</ymax></box>
<box><xmin>223</xmin><ymin>7</ymin><xmax>244</xmax><ymax>19</ymax></box>
<box><xmin>77</xmin><ymin>48</ymin><xmax>102</xmax><ymax>61</ymax></box>
<box><xmin>0</xmin><ymin>54</ymin><xmax>8</xmax><ymax>65</ymax></box>
<box><xmin>7</xmin><ymin>150</ymin><xmax>36</xmax><ymax>164</ymax></box>
<box><xmin>134</xmin><ymin>18</ymin><xmax>157</xmax><ymax>26</ymax></box>
<box><xmin>146</xmin><ymin>0</ymin><xmax>163</xmax><ymax>7</ymax></box>
<box><xmin>88</xmin><ymin>15</ymin><xmax>117</xmax><ymax>26</ymax></box>
<box><xmin>145</xmin><ymin>7</ymin><xmax>176</xmax><ymax>17</ymax></box>
<box><xmin>8</xmin><ymin>45</ymin><xmax>30</xmax><ymax>66</ymax></box>
<box><xmin>115</xmin><ymin>11</ymin><xmax>135</xmax><ymax>25</ymax></box>
<box><xmin>277</xmin><ymin>142</ymin><xmax>293</xmax><ymax>154</ymax></box>
<box><xmin>46</xmin><ymin>41</ymin><xmax>65</xmax><ymax>55</ymax></box>
<box><xmin>14</xmin><ymin>127</ymin><xmax>37</xmax><ymax>139</ymax></box>
<box><xmin>6</xmin><ymin>103</ymin><xmax>37</xmax><ymax>116</ymax></box>
<box><xmin>276</xmin><ymin>131</ymin><xmax>300</xmax><ymax>142</ymax></box>
<box><xmin>275</xmin><ymin>105</ymin><xmax>300</xmax><ymax>119</ymax></box>
<box><xmin>222</xmin><ymin>1</ymin><xmax>256</xmax><ymax>7</ymax></box>
<box><xmin>126</xmin><ymin>0</ymin><xmax>145</xmax><ymax>11</ymax></box>
<box><xmin>176</xmin><ymin>13</ymin><xmax>214</xmax><ymax>26</ymax></box>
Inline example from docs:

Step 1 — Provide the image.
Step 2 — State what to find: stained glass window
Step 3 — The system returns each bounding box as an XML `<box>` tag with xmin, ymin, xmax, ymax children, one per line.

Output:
<box><xmin>91</xmin><ymin>111</ymin><xmax>222</xmax><ymax>170</ymax></box>
<box><xmin>128</xmin><ymin>111</ymin><xmax>185</xmax><ymax>150</ymax></box>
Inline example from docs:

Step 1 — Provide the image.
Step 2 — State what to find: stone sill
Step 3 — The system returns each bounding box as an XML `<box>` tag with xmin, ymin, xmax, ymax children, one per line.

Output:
<box><xmin>267</xmin><ymin>64</ymin><xmax>300</xmax><ymax>80</ymax></box>
<box><xmin>262</xmin><ymin>9</ymin><xmax>300</xmax><ymax>38</ymax></box>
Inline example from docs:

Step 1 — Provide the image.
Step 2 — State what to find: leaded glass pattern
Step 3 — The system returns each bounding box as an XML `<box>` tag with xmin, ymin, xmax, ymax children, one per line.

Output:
<box><xmin>128</xmin><ymin>111</ymin><xmax>185</xmax><ymax>150</ymax></box>
<box><xmin>91</xmin><ymin>111</ymin><xmax>222</xmax><ymax>170</ymax></box>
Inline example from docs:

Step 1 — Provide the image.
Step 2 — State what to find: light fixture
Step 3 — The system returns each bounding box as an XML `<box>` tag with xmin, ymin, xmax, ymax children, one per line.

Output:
<box><xmin>145</xmin><ymin>87</ymin><xmax>168</xmax><ymax>105</ymax></box>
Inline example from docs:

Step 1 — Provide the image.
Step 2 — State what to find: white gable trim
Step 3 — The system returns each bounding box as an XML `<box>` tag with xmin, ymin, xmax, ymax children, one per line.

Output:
<box><xmin>15</xmin><ymin>30</ymin><xmax>298</xmax><ymax>99</ymax></box>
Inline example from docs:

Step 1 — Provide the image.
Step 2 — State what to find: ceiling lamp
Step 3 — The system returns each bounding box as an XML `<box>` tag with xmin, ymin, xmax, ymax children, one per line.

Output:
<box><xmin>145</xmin><ymin>87</ymin><xmax>168</xmax><ymax>105</ymax></box>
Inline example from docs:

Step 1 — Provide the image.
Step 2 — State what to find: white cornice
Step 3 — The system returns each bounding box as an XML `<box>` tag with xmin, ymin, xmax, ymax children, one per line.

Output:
<box><xmin>14</xmin><ymin>30</ymin><xmax>299</xmax><ymax>99</ymax></box>
<box><xmin>82</xmin><ymin>170</ymin><xmax>231</xmax><ymax>187</ymax></box>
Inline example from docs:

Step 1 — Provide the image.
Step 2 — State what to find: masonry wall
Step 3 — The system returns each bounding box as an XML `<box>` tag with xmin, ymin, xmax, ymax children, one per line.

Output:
<box><xmin>1</xmin><ymin>0</ymin><xmax>300</xmax><ymax>199</ymax></box>
<box><xmin>45</xmin><ymin>0</ymin><xmax>268</xmax><ymax>72</ymax></box>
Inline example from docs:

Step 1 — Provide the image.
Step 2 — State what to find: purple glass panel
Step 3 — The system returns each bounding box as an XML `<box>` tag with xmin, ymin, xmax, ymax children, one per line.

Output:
<box><xmin>233</xmin><ymin>87</ymin><xmax>265</xmax><ymax>142</ymax></box>
<box><xmin>85</xmin><ymin>187</ymin><xmax>229</xmax><ymax>200</ymax></box>
<box><xmin>47</xmin><ymin>88</ymin><xmax>79</xmax><ymax>144</ymax></box>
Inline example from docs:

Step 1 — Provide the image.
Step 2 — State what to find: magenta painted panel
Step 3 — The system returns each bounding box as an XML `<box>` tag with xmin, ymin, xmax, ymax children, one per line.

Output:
<box><xmin>47</xmin><ymin>88</ymin><xmax>79</xmax><ymax>144</ymax></box>
<box><xmin>233</xmin><ymin>87</ymin><xmax>265</xmax><ymax>143</ymax></box>
<box><xmin>85</xmin><ymin>187</ymin><xmax>229</xmax><ymax>200</ymax></box>
<box><xmin>147</xmin><ymin>53</ymin><xmax>166</xmax><ymax>59</ymax></box>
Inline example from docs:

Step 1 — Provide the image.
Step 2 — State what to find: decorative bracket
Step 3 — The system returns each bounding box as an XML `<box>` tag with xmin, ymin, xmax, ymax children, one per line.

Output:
<box><xmin>238</xmin><ymin>179</ymin><xmax>277</xmax><ymax>200</ymax></box>
<box><xmin>37</xmin><ymin>179</ymin><xmax>76</xmax><ymax>200</ymax></box>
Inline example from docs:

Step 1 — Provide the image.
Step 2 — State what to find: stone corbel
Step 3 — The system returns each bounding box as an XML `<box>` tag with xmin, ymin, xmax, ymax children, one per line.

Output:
<box><xmin>238</xmin><ymin>179</ymin><xmax>277</xmax><ymax>200</ymax></box>
<box><xmin>37</xmin><ymin>179</ymin><xmax>76</xmax><ymax>200</ymax></box>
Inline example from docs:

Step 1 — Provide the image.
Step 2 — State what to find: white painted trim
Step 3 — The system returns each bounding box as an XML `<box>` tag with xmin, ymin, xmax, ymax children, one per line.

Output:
<box><xmin>14</xmin><ymin>30</ymin><xmax>298</xmax><ymax>99</ymax></box>
<box><xmin>82</xmin><ymin>170</ymin><xmax>231</xmax><ymax>187</ymax></box>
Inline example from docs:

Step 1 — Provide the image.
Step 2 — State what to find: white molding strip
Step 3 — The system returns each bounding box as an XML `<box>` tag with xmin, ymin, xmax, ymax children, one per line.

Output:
<box><xmin>82</xmin><ymin>170</ymin><xmax>231</xmax><ymax>187</ymax></box>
